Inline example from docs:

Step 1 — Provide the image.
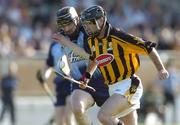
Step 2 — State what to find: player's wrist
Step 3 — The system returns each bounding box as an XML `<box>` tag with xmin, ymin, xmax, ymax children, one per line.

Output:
<box><xmin>89</xmin><ymin>55</ymin><xmax>95</xmax><ymax>60</ymax></box>
<box><xmin>85</xmin><ymin>72</ymin><xmax>91</xmax><ymax>79</ymax></box>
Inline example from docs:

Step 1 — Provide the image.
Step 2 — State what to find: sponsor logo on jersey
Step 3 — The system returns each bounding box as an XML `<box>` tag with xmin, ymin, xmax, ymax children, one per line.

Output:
<box><xmin>95</xmin><ymin>53</ymin><xmax>114</xmax><ymax>66</ymax></box>
<box><xmin>68</xmin><ymin>51</ymin><xmax>85</xmax><ymax>63</ymax></box>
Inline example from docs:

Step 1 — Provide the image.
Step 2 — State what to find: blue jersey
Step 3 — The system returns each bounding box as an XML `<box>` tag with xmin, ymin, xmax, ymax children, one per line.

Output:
<box><xmin>55</xmin><ymin>31</ymin><xmax>87</xmax><ymax>80</ymax></box>
<box><xmin>46</xmin><ymin>27</ymin><xmax>87</xmax><ymax>106</ymax></box>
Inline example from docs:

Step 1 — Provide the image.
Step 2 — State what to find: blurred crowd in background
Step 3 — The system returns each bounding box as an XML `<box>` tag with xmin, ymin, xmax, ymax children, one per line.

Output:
<box><xmin>0</xmin><ymin>0</ymin><xmax>180</xmax><ymax>58</ymax></box>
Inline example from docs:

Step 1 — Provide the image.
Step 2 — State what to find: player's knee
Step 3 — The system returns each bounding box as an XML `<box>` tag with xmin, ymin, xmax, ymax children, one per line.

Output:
<box><xmin>73</xmin><ymin>108</ymin><xmax>85</xmax><ymax>118</ymax></box>
<box><xmin>71</xmin><ymin>103</ymin><xmax>85</xmax><ymax>117</ymax></box>
<box><xmin>97</xmin><ymin>110</ymin><xmax>108</xmax><ymax>123</ymax></box>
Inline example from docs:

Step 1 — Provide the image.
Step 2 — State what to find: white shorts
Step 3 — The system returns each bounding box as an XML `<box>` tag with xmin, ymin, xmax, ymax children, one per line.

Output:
<box><xmin>109</xmin><ymin>75</ymin><xmax>143</xmax><ymax>117</ymax></box>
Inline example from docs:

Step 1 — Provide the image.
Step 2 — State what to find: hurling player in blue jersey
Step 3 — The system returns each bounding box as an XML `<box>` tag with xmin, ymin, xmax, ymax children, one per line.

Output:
<box><xmin>36</xmin><ymin>6</ymin><xmax>83</xmax><ymax>125</ymax></box>
<box><xmin>52</xmin><ymin>8</ymin><xmax>110</xmax><ymax>125</ymax></box>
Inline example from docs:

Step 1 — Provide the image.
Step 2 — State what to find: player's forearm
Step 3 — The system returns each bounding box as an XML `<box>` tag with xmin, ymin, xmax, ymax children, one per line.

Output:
<box><xmin>52</xmin><ymin>33</ymin><xmax>89</xmax><ymax>60</ymax></box>
<box><xmin>63</xmin><ymin>38</ymin><xmax>89</xmax><ymax>59</ymax></box>
<box><xmin>82</xmin><ymin>59</ymin><xmax>98</xmax><ymax>84</ymax></box>
<box><xmin>149</xmin><ymin>48</ymin><xmax>165</xmax><ymax>71</ymax></box>
<box><xmin>86</xmin><ymin>59</ymin><xmax>98</xmax><ymax>76</ymax></box>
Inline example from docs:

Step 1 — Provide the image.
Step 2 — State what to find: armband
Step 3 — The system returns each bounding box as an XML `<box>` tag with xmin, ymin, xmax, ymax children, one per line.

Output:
<box><xmin>89</xmin><ymin>55</ymin><xmax>95</xmax><ymax>60</ymax></box>
<box><xmin>85</xmin><ymin>72</ymin><xmax>92</xmax><ymax>79</ymax></box>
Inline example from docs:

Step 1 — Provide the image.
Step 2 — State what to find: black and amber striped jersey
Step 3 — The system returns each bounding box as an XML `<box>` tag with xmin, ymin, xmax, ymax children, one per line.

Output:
<box><xmin>85</xmin><ymin>22</ymin><xmax>156</xmax><ymax>85</ymax></box>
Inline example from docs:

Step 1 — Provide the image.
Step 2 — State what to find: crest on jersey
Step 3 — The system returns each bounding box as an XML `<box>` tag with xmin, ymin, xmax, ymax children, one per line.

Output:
<box><xmin>91</xmin><ymin>45</ymin><xmax>95</xmax><ymax>52</ymax></box>
<box><xmin>95</xmin><ymin>53</ymin><xmax>114</xmax><ymax>66</ymax></box>
<box><xmin>57</xmin><ymin>55</ymin><xmax>71</xmax><ymax>76</ymax></box>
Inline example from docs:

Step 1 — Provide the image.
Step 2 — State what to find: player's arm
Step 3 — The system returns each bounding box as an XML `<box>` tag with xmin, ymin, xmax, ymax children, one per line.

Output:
<box><xmin>83</xmin><ymin>37</ymin><xmax>98</xmax><ymax>81</ymax></box>
<box><xmin>149</xmin><ymin>48</ymin><xmax>169</xmax><ymax>80</ymax></box>
<box><xmin>123</xmin><ymin>32</ymin><xmax>169</xmax><ymax>80</ymax></box>
<box><xmin>79</xmin><ymin>37</ymin><xmax>97</xmax><ymax>86</ymax></box>
<box><xmin>85</xmin><ymin>59</ymin><xmax>98</xmax><ymax>81</ymax></box>
<box><xmin>79</xmin><ymin>59</ymin><xmax>97</xmax><ymax>89</ymax></box>
<box><xmin>115</xmin><ymin>29</ymin><xmax>156</xmax><ymax>55</ymax></box>
<box><xmin>52</xmin><ymin>33</ymin><xmax>89</xmax><ymax>60</ymax></box>
<box><xmin>116</xmin><ymin>30</ymin><xmax>169</xmax><ymax>80</ymax></box>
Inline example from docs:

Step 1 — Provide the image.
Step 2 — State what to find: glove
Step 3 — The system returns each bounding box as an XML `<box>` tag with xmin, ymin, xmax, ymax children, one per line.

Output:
<box><xmin>36</xmin><ymin>69</ymin><xmax>45</xmax><ymax>84</ymax></box>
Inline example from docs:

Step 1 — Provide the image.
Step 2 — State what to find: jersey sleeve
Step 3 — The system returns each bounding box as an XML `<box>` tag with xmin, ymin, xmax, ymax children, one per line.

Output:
<box><xmin>115</xmin><ymin>29</ymin><xmax>157</xmax><ymax>55</ymax></box>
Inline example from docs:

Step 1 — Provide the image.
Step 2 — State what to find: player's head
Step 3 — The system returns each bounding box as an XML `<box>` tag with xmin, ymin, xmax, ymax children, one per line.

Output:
<box><xmin>56</xmin><ymin>6</ymin><xmax>79</xmax><ymax>35</ymax></box>
<box><xmin>80</xmin><ymin>5</ymin><xmax>107</xmax><ymax>37</ymax></box>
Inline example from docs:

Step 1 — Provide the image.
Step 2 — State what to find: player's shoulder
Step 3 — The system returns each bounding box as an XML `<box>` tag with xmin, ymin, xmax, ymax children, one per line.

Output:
<box><xmin>110</xmin><ymin>26</ymin><xmax>135</xmax><ymax>41</ymax></box>
<box><xmin>49</xmin><ymin>41</ymin><xmax>63</xmax><ymax>50</ymax></box>
<box><xmin>110</xmin><ymin>25</ymin><xmax>125</xmax><ymax>36</ymax></box>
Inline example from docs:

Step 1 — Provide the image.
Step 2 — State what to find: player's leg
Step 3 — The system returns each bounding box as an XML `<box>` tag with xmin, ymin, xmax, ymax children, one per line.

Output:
<box><xmin>65</xmin><ymin>95</ymin><xmax>76</xmax><ymax>125</ymax></box>
<box><xmin>97</xmin><ymin>93</ymin><xmax>130</xmax><ymax>125</ymax></box>
<box><xmin>71</xmin><ymin>89</ymin><xmax>94</xmax><ymax>125</ymax></box>
<box><xmin>54</xmin><ymin>94</ymin><xmax>68</xmax><ymax>125</ymax></box>
<box><xmin>55</xmin><ymin>105</ymin><xmax>76</xmax><ymax>125</ymax></box>
<box><xmin>121</xmin><ymin>110</ymin><xmax>138</xmax><ymax>125</ymax></box>
<box><xmin>54</xmin><ymin>78</ymin><xmax>74</xmax><ymax>125</ymax></box>
<box><xmin>55</xmin><ymin>106</ymin><xmax>66</xmax><ymax>125</ymax></box>
<box><xmin>98</xmin><ymin>75</ymin><xmax>142</xmax><ymax>125</ymax></box>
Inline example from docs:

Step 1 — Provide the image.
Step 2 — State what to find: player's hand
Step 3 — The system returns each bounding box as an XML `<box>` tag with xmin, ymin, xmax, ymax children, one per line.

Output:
<box><xmin>158</xmin><ymin>69</ymin><xmax>169</xmax><ymax>80</ymax></box>
<box><xmin>52</xmin><ymin>33</ymin><xmax>66</xmax><ymax>42</ymax></box>
<box><xmin>79</xmin><ymin>82</ymin><xmax>88</xmax><ymax>89</ymax></box>
<box><xmin>36</xmin><ymin>70</ymin><xmax>45</xmax><ymax>84</ymax></box>
<box><xmin>78</xmin><ymin>72</ymin><xmax>91</xmax><ymax>89</ymax></box>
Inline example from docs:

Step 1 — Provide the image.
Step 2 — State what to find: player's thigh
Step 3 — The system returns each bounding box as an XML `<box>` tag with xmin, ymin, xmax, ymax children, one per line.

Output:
<box><xmin>65</xmin><ymin>95</ymin><xmax>71</xmax><ymax>106</ymax></box>
<box><xmin>121</xmin><ymin>110</ymin><xmax>138</xmax><ymax>125</ymax></box>
<box><xmin>65</xmin><ymin>95</ymin><xmax>73</xmax><ymax>114</ymax></box>
<box><xmin>103</xmin><ymin>75</ymin><xmax>142</xmax><ymax>117</ymax></box>
<box><xmin>99</xmin><ymin>93</ymin><xmax>131</xmax><ymax>116</ymax></box>
<box><xmin>55</xmin><ymin>106</ymin><xmax>66</xmax><ymax>122</ymax></box>
<box><xmin>71</xmin><ymin>89</ymin><xmax>94</xmax><ymax>110</ymax></box>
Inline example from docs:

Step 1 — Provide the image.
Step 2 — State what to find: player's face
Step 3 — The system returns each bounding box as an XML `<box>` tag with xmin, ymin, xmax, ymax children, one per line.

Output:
<box><xmin>82</xmin><ymin>20</ymin><xmax>99</xmax><ymax>37</ymax></box>
<box><xmin>82</xmin><ymin>18</ymin><xmax>104</xmax><ymax>37</ymax></box>
<box><xmin>61</xmin><ymin>22</ymin><xmax>76</xmax><ymax>35</ymax></box>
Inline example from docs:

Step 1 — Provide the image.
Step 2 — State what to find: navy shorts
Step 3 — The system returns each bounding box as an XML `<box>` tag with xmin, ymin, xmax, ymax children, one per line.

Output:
<box><xmin>54</xmin><ymin>77</ymin><xmax>72</xmax><ymax>106</ymax></box>
<box><xmin>73</xmin><ymin>76</ymin><xmax>109</xmax><ymax>107</ymax></box>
